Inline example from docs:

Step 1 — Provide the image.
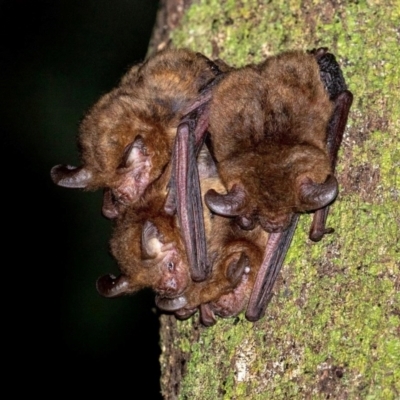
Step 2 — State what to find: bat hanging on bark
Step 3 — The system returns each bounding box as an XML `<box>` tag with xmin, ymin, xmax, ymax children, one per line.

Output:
<box><xmin>50</xmin><ymin>45</ymin><xmax>352</xmax><ymax>326</ymax></box>
<box><xmin>157</xmin><ymin>144</ymin><xmax>269</xmax><ymax>326</ymax></box>
<box><xmin>50</xmin><ymin>47</ymin><xmax>231</xmax><ymax>283</ymax></box>
<box><xmin>96</xmin><ymin>143</ymin><xmax>267</xmax><ymax>327</ymax></box>
<box><xmin>95</xmin><ymin>162</ymin><xmax>193</xmax><ymax>301</ymax></box>
<box><xmin>172</xmin><ymin>47</ymin><xmax>353</xmax><ymax>322</ymax></box>
<box><xmin>50</xmin><ymin>48</ymin><xmax>227</xmax><ymax>219</ymax></box>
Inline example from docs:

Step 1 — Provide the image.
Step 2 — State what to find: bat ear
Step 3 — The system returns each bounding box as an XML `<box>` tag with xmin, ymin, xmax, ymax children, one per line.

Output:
<box><xmin>141</xmin><ymin>220</ymin><xmax>164</xmax><ymax>259</ymax></box>
<box><xmin>204</xmin><ymin>184</ymin><xmax>247</xmax><ymax>217</ymax></box>
<box><xmin>298</xmin><ymin>174</ymin><xmax>338</xmax><ymax>210</ymax></box>
<box><xmin>226</xmin><ymin>253</ymin><xmax>249</xmax><ymax>286</ymax></box>
<box><xmin>155</xmin><ymin>295</ymin><xmax>188</xmax><ymax>311</ymax></box>
<box><xmin>119</xmin><ymin>135</ymin><xmax>147</xmax><ymax>169</ymax></box>
<box><xmin>102</xmin><ymin>188</ymin><xmax>119</xmax><ymax>219</ymax></box>
<box><xmin>50</xmin><ymin>164</ymin><xmax>93</xmax><ymax>188</ymax></box>
<box><xmin>96</xmin><ymin>274</ymin><xmax>131</xmax><ymax>298</ymax></box>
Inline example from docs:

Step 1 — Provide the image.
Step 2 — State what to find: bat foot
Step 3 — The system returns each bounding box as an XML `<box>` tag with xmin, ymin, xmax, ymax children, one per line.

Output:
<box><xmin>309</xmin><ymin>227</ymin><xmax>335</xmax><ymax>242</ymax></box>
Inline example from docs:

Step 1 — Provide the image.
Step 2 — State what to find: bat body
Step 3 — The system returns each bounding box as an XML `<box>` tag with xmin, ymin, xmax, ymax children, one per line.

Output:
<box><xmin>50</xmin><ymin>48</ymin><xmax>226</xmax><ymax>218</ymax></box>
<box><xmin>98</xmin><ymin>144</ymin><xmax>268</xmax><ymax>327</ymax></box>
<box><xmin>206</xmin><ymin>50</ymin><xmax>337</xmax><ymax>231</ymax></box>
<box><xmin>51</xmin><ymin>45</ymin><xmax>352</xmax><ymax>325</ymax></box>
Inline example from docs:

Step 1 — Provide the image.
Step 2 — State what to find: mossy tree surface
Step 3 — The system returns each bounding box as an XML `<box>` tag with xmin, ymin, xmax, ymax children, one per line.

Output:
<box><xmin>159</xmin><ymin>1</ymin><xmax>400</xmax><ymax>398</ymax></box>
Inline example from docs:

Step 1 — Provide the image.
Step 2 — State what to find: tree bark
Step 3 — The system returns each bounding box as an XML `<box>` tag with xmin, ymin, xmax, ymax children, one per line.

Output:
<box><xmin>152</xmin><ymin>1</ymin><xmax>400</xmax><ymax>398</ymax></box>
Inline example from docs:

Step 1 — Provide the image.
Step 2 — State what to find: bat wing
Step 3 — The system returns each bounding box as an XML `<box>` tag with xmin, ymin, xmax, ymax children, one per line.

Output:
<box><xmin>172</xmin><ymin>116</ymin><xmax>209</xmax><ymax>282</ymax></box>
<box><xmin>309</xmin><ymin>48</ymin><xmax>353</xmax><ymax>241</ymax></box>
<box><xmin>167</xmin><ymin>75</ymin><xmax>226</xmax><ymax>282</ymax></box>
<box><xmin>245</xmin><ymin>214</ymin><xmax>300</xmax><ymax>321</ymax></box>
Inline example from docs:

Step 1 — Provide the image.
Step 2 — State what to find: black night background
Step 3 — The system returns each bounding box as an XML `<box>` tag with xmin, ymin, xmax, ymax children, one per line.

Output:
<box><xmin>1</xmin><ymin>1</ymin><xmax>163</xmax><ymax>397</ymax></box>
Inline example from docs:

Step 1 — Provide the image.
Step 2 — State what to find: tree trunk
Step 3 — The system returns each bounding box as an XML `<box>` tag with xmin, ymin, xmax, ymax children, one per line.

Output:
<box><xmin>152</xmin><ymin>1</ymin><xmax>400</xmax><ymax>398</ymax></box>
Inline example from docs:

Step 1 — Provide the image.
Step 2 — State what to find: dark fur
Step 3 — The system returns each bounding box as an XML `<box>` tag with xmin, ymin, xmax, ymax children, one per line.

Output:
<box><xmin>51</xmin><ymin>48</ymin><xmax>226</xmax><ymax>213</ymax></box>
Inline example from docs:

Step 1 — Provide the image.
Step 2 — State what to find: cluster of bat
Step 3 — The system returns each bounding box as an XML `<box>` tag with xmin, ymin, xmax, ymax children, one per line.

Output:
<box><xmin>51</xmin><ymin>47</ymin><xmax>353</xmax><ymax>326</ymax></box>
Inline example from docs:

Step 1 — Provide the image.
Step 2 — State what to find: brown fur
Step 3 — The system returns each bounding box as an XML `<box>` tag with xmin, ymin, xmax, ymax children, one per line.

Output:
<box><xmin>54</xmin><ymin>48</ymin><xmax>227</xmax><ymax>207</ymax></box>
<box><xmin>108</xmin><ymin>165</ymin><xmax>192</xmax><ymax>298</ymax></box>
<box><xmin>207</xmin><ymin>50</ymin><xmax>334</xmax><ymax>231</ymax></box>
<box><xmin>156</xmin><ymin>147</ymin><xmax>269</xmax><ymax>319</ymax></box>
<box><xmin>108</xmin><ymin>50</ymin><xmax>335</xmax><ymax>317</ymax></box>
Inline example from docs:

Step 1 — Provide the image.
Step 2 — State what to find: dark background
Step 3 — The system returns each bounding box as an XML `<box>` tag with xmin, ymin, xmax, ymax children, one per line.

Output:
<box><xmin>1</xmin><ymin>1</ymin><xmax>163</xmax><ymax>397</ymax></box>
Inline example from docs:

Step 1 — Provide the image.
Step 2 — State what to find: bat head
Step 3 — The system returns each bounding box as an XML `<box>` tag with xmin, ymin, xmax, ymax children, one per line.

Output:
<box><xmin>50</xmin><ymin>48</ymin><xmax>226</xmax><ymax>218</ymax></box>
<box><xmin>50</xmin><ymin>88</ymin><xmax>174</xmax><ymax>217</ymax></box>
<box><xmin>97</xmin><ymin>213</ymin><xmax>191</xmax><ymax>299</ymax></box>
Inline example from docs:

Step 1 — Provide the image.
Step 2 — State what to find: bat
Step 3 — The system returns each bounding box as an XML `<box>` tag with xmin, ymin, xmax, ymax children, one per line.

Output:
<box><xmin>50</xmin><ymin>48</ymin><xmax>232</xmax><ymax>284</ymax></box>
<box><xmin>50</xmin><ymin>48</ymin><xmax>226</xmax><ymax>220</ymax></box>
<box><xmin>97</xmin><ymin>142</ymin><xmax>267</xmax><ymax>328</ymax></box>
<box><xmin>172</xmin><ymin>48</ymin><xmax>353</xmax><ymax>322</ymax></box>
<box><xmin>96</xmin><ymin>163</ymin><xmax>193</xmax><ymax>300</ymax></box>
<box><xmin>50</xmin><ymin>46</ymin><xmax>352</xmax><ymax>325</ymax></box>
<box><xmin>157</xmin><ymin>144</ymin><xmax>269</xmax><ymax>326</ymax></box>
<box><xmin>244</xmin><ymin>48</ymin><xmax>353</xmax><ymax>321</ymax></box>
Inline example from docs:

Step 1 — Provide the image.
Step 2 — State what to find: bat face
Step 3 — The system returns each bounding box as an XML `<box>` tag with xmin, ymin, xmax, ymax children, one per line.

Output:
<box><xmin>95</xmin><ymin>160</ymin><xmax>193</xmax><ymax>299</ymax></box>
<box><xmin>107</xmin><ymin>216</ymin><xmax>191</xmax><ymax>298</ymax></box>
<box><xmin>50</xmin><ymin>48</ymin><xmax>226</xmax><ymax>217</ymax></box>
<box><xmin>156</xmin><ymin>208</ymin><xmax>269</xmax><ymax>325</ymax></box>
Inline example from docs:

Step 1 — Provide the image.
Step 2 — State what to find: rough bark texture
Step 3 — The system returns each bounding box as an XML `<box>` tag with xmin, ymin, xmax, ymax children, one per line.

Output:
<box><xmin>153</xmin><ymin>1</ymin><xmax>400</xmax><ymax>398</ymax></box>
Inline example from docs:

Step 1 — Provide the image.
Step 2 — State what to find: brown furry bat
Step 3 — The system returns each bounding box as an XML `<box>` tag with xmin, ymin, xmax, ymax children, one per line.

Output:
<box><xmin>174</xmin><ymin>48</ymin><xmax>353</xmax><ymax>321</ymax></box>
<box><xmin>97</xmin><ymin>145</ymin><xmax>268</xmax><ymax>327</ymax></box>
<box><xmin>157</xmin><ymin>146</ymin><xmax>269</xmax><ymax>326</ymax></box>
<box><xmin>95</xmin><ymin>161</ymin><xmax>192</xmax><ymax>299</ymax></box>
<box><xmin>50</xmin><ymin>48</ymin><xmax>226</xmax><ymax>219</ymax></box>
<box><xmin>206</xmin><ymin>50</ymin><xmax>337</xmax><ymax>230</ymax></box>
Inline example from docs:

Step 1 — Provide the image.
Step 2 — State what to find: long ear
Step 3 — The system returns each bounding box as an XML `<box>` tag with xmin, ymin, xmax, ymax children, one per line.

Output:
<box><xmin>50</xmin><ymin>164</ymin><xmax>93</xmax><ymax>188</ymax></box>
<box><xmin>205</xmin><ymin>184</ymin><xmax>247</xmax><ymax>217</ymax></box>
<box><xmin>96</xmin><ymin>274</ymin><xmax>130</xmax><ymax>298</ymax></box>
<box><xmin>298</xmin><ymin>174</ymin><xmax>338</xmax><ymax>211</ymax></box>
<box><xmin>141</xmin><ymin>220</ymin><xmax>164</xmax><ymax>259</ymax></box>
